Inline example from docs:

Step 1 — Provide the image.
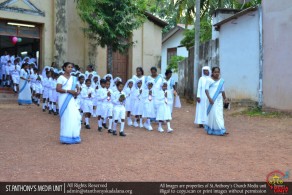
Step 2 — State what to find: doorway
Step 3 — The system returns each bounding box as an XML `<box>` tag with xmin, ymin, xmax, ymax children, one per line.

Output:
<box><xmin>0</xmin><ymin>20</ymin><xmax>41</xmax><ymax>66</ymax></box>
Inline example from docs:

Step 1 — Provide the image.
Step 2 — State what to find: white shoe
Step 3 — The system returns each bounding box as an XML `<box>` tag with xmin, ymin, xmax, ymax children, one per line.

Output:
<box><xmin>139</xmin><ymin>123</ymin><xmax>144</xmax><ymax>128</ymax></box>
<box><xmin>158</xmin><ymin>127</ymin><xmax>164</xmax><ymax>132</ymax></box>
<box><xmin>133</xmin><ymin>121</ymin><xmax>139</xmax><ymax>127</ymax></box>
<box><xmin>127</xmin><ymin>118</ymin><xmax>133</xmax><ymax>126</ymax></box>
<box><xmin>167</xmin><ymin>128</ymin><xmax>173</xmax><ymax>133</ymax></box>
<box><xmin>143</xmin><ymin>122</ymin><xmax>149</xmax><ymax>129</ymax></box>
<box><xmin>148</xmin><ymin>125</ymin><xmax>153</xmax><ymax>131</ymax></box>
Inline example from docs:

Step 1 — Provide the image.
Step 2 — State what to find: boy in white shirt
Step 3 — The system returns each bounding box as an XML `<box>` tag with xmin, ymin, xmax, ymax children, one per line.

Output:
<box><xmin>10</xmin><ymin>59</ymin><xmax>21</xmax><ymax>93</ymax></box>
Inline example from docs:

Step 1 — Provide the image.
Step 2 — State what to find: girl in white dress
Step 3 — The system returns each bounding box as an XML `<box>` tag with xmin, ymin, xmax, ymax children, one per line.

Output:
<box><xmin>194</xmin><ymin>66</ymin><xmax>211</xmax><ymax>127</ymax></box>
<box><xmin>112</xmin><ymin>77</ymin><xmax>122</xmax><ymax>93</ymax></box>
<box><xmin>132</xmin><ymin>79</ymin><xmax>144</xmax><ymax>128</ymax></box>
<box><xmin>100</xmin><ymin>80</ymin><xmax>114</xmax><ymax>133</ymax></box>
<box><xmin>164</xmin><ymin>69</ymin><xmax>177</xmax><ymax>114</ymax></box>
<box><xmin>42</xmin><ymin>71</ymin><xmax>51</xmax><ymax>112</ymax></box>
<box><xmin>50</xmin><ymin>73</ymin><xmax>59</xmax><ymax>115</ymax></box>
<box><xmin>96</xmin><ymin>79</ymin><xmax>107</xmax><ymax>131</ymax></box>
<box><xmin>56</xmin><ymin>62</ymin><xmax>81</xmax><ymax>144</ymax></box>
<box><xmin>91</xmin><ymin>75</ymin><xmax>100</xmax><ymax>117</ymax></box>
<box><xmin>204</xmin><ymin>67</ymin><xmax>229</xmax><ymax>136</ymax></box>
<box><xmin>156</xmin><ymin>81</ymin><xmax>173</xmax><ymax>133</ymax></box>
<box><xmin>123</xmin><ymin>79</ymin><xmax>135</xmax><ymax>126</ymax></box>
<box><xmin>77</xmin><ymin>74</ymin><xmax>86</xmax><ymax>123</ymax></box>
<box><xmin>34</xmin><ymin>74</ymin><xmax>43</xmax><ymax>107</ymax></box>
<box><xmin>142</xmin><ymin>80</ymin><xmax>156</xmax><ymax>131</ymax></box>
<box><xmin>103</xmin><ymin>74</ymin><xmax>114</xmax><ymax>88</ymax></box>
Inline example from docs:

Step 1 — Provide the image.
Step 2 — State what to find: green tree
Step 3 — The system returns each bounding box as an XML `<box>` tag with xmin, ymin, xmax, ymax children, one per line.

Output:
<box><xmin>175</xmin><ymin>0</ymin><xmax>262</xmax><ymax>48</ymax></box>
<box><xmin>167</xmin><ymin>56</ymin><xmax>185</xmax><ymax>73</ymax></box>
<box><xmin>76</xmin><ymin>0</ymin><xmax>147</xmax><ymax>73</ymax></box>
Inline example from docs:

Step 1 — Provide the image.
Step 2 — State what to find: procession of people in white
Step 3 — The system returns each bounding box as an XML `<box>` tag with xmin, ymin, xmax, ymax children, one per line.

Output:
<box><xmin>1</xmin><ymin>51</ymin><xmax>228</xmax><ymax>144</ymax></box>
<box><xmin>1</xmin><ymin>53</ymin><xmax>180</xmax><ymax>142</ymax></box>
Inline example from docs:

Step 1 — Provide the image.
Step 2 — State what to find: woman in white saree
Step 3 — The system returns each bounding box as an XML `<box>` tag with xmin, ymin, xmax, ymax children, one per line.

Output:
<box><xmin>204</xmin><ymin>67</ymin><xmax>229</xmax><ymax>136</ymax></box>
<box><xmin>56</xmin><ymin>62</ymin><xmax>81</xmax><ymax>144</ymax></box>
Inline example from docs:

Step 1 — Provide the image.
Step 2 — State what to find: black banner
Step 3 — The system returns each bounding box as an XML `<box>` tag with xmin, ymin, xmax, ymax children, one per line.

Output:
<box><xmin>0</xmin><ymin>182</ymin><xmax>291</xmax><ymax>195</ymax></box>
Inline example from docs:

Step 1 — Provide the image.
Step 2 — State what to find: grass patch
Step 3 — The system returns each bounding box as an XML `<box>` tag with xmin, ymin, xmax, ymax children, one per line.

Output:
<box><xmin>235</xmin><ymin>107</ymin><xmax>291</xmax><ymax>118</ymax></box>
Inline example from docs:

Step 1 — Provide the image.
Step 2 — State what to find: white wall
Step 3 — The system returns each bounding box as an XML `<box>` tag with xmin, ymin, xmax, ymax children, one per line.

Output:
<box><xmin>219</xmin><ymin>10</ymin><xmax>260</xmax><ymax>101</ymax></box>
<box><xmin>161</xmin><ymin>30</ymin><xmax>188</xmax><ymax>82</ymax></box>
<box><xmin>262</xmin><ymin>0</ymin><xmax>292</xmax><ymax>111</ymax></box>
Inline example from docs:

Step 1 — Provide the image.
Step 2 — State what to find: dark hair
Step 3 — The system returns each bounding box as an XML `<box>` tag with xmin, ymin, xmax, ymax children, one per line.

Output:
<box><xmin>136</xmin><ymin>67</ymin><xmax>144</xmax><ymax>75</ymax></box>
<box><xmin>116</xmin><ymin>81</ymin><xmax>124</xmax><ymax>87</ymax></box>
<box><xmin>150</xmin><ymin>67</ymin><xmax>157</xmax><ymax>72</ymax></box>
<box><xmin>46</xmin><ymin>70</ymin><xmax>51</xmax><ymax>76</ymax></box>
<box><xmin>75</xmin><ymin>65</ymin><xmax>80</xmax><ymax>71</ymax></box>
<box><xmin>85</xmin><ymin>79</ymin><xmax>91</xmax><ymax>83</ymax></box>
<box><xmin>62</xmin><ymin>62</ymin><xmax>72</xmax><ymax>71</ymax></box>
<box><xmin>165</xmin><ymin>69</ymin><xmax>172</xmax><ymax>76</ymax></box>
<box><xmin>21</xmin><ymin>63</ymin><xmax>29</xmax><ymax>69</ymax></box>
<box><xmin>212</xmin><ymin>67</ymin><xmax>220</xmax><ymax>73</ymax></box>
<box><xmin>105</xmin><ymin>80</ymin><xmax>111</xmax><ymax>84</ymax></box>
<box><xmin>51</xmin><ymin>62</ymin><xmax>56</xmax><ymax>66</ymax></box>
<box><xmin>88</xmin><ymin>64</ymin><xmax>94</xmax><ymax>70</ymax></box>
<box><xmin>33</xmin><ymin>67</ymin><xmax>38</xmax><ymax>72</ymax></box>
<box><xmin>100</xmin><ymin>79</ymin><xmax>106</xmax><ymax>84</ymax></box>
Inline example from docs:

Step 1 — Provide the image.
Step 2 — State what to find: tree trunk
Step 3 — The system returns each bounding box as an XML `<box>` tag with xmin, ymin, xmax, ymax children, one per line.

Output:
<box><xmin>193</xmin><ymin>0</ymin><xmax>201</xmax><ymax>96</ymax></box>
<box><xmin>107</xmin><ymin>45</ymin><xmax>113</xmax><ymax>74</ymax></box>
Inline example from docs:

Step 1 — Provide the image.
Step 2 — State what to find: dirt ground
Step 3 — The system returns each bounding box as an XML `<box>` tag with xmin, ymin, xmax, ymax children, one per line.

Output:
<box><xmin>0</xmin><ymin>99</ymin><xmax>291</xmax><ymax>182</ymax></box>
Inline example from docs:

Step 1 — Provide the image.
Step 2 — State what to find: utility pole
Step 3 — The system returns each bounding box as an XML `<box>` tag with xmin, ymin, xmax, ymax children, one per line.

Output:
<box><xmin>194</xmin><ymin>0</ymin><xmax>201</xmax><ymax>97</ymax></box>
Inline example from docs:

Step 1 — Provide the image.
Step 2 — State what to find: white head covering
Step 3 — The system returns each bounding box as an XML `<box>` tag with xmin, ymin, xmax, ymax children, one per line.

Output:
<box><xmin>145</xmin><ymin>79</ymin><xmax>155</xmax><ymax>89</ymax></box>
<box><xmin>124</xmin><ymin>79</ymin><xmax>134</xmax><ymax>88</ymax></box>
<box><xmin>79</xmin><ymin>73</ymin><xmax>86</xmax><ymax>79</ymax></box>
<box><xmin>113</xmin><ymin>77</ymin><xmax>122</xmax><ymax>83</ymax></box>
<box><xmin>91</xmin><ymin>75</ymin><xmax>101</xmax><ymax>88</ymax></box>
<box><xmin>202</xmin><ymin>66</ymin><xmax>211</xmax><ymax>77</ymax></box>
<box><xmin>42</xmin><ymin>66</ymin><xmax>50</xmax><ymax>78</ymax></box>
<box><xmin>22</xmin><ymin>57</ymin><xmax>30</xmax><ymax>64</ymax></box>
<box><xmin>135</xmin><ymin>79</ymin><xmax>143</xmax><ymax>89</ymax></box>
<box><xmin>103</xmin><ymin>74</ymin><xmax>114</xmax><ymax>87</ymax></box>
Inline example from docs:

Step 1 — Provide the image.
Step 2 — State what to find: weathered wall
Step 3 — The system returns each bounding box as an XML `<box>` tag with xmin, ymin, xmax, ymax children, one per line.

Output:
<box><xmin>219</xmin><ymin>10</ymin><xmax>260</xmax><ymax>101</ymax></box>
<box><xmin>53</xmin><ymin>0</ymin><xmax>67</xmax><ymax>68</ymax></box>
<box><xmin>66</xmin><ymin>0</ymin><xmax>87</xmax><ymax>69</ymax></box>
<box><xmin>131</xmin><ymin>20</ymin><xmax>163</xmax><ymax>77</ymax></box>
<box><xmin>262</xmin><ymin>0</ymin><xmax>292</xmax><ymax>111</ymax></box>
<box><xmin>178</xmin><ymin>39</ymin><xmax>219</xmax><ymax>100</ymax></box>
<box><xmin>0</xmin><ymin>0</ymin><xmax>55</xmax><ymax>68</ymax></box>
